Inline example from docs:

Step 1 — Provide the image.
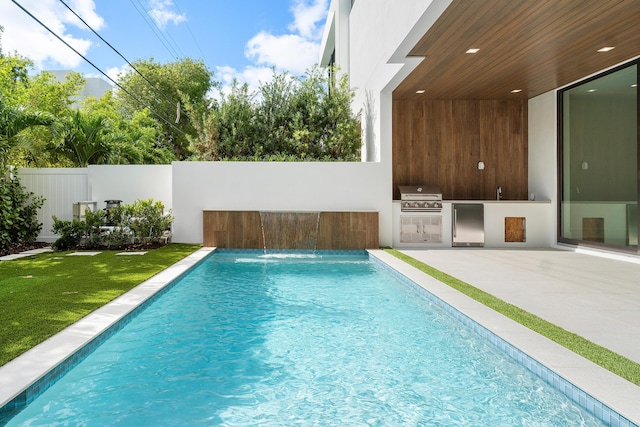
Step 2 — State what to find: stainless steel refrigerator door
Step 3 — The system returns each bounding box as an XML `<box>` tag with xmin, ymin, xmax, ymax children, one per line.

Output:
<box><xmin>452</xmin><ymin>203</ymin><xmax>484</xmax><ymax>247</ymax></box>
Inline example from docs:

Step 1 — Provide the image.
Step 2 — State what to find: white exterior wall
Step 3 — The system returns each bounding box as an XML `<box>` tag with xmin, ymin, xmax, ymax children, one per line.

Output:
<box><xmin>21</xmin><ymin>163</ymin><xmax>390</xmax><ymax>246</ymax></box>
<box><xmin>528</xmin><ymin>91</ymin><xmax>558</xmax><ymax>245</ymax></box>
<box><xmin>348</xmin><ymin>0</ymin><xmax>451</xmax><ymax>163</ymax></box>
<box><xmin>171</xmin><ymin>161</ymin><xmax>389</xmax><ymax>245</ymax></box>
<box><xmin>88</xmin><ymin>165</ymin><xmax>173</xmax><ymax>211</ymax></box>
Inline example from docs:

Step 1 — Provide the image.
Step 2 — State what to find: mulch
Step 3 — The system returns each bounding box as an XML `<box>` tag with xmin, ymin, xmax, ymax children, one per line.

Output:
<box><xmin>0</xmin><ymin>242</ymin><xmax>50</xmax><ymax>257</ymax></box>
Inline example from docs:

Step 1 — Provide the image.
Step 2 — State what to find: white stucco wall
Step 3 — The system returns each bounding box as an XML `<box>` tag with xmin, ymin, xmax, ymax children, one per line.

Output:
<box><xmin>528</xmin><ymin>91</ymin><xmax>558</xmax><ymax>244</ymax></box>
<box><xmin>528</xmin><ymin>92</ymin><xmax>557</xmax><ymax>203</ymax></box>
<box><xmin>88</xmin><ymin>165</ymin><xmax>173</xmax><ymax>211</ymax></box>
<box><xmin>348</xmin><ymin>0</ymin><xmax>451</xmax><ymax>164</ymax></box>
<box><xmin>171</xmin><ymin>161</ymin><xmax>391</xmax><ymax>246</ymax></box>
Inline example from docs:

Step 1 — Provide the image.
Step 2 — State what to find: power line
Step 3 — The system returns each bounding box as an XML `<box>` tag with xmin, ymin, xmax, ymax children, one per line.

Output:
<box><xmin>172</xmin><ymin>0</ymin><xmax>208</xmax><ymax>63</ymax></box>
<box><xmin>128</xmin><ymin>0</ymin><xmax>183</xmax><ymax>60</ymax></box>
<box><xmin>57</xmin><ymin>0</ymin><xmax>180</xmax><ymax>111</ymax></box>
<box><xmin>8</xmin><ymin>0</ymin><xmax>187</xmax><ymax>138</ymax></box>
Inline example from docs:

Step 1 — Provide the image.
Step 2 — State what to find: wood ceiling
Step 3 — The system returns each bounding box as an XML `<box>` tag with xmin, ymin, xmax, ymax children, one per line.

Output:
<box><xmin>393</xmin><ymin>0</ymin><xmax>640</xmax><ymax>100</ymax></box>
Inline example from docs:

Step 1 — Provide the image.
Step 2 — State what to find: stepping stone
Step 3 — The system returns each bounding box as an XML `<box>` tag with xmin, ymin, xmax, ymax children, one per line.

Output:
<box><xmin>0</xmin><ymin>253</ymin><xmax>31</xmax><ymax>261</ymax></box>
<box><xmin>67</xmin><ymin>252</ymin><xmax>102</xmax><ymax>256</ymax></box>
<box><xmin>0</xmin><ymin>247</ymin><xmax>53</xmax><ymax>261</ymax></box>
<box><xmin>116</xmin><ymin>252</ymin><xmax>147</xmax><ymax>256</ymax></box>
<box><xmin>22</xmin><ymin>248</ymin><xmax>53</xmax><ymax>255</ymax></box>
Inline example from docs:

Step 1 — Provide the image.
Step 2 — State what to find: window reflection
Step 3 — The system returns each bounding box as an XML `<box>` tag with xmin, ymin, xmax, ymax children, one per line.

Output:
<box><xmin>559</xmin><ymin>62</ymin><xmax>638</xmax><ymax>251</ymax></box>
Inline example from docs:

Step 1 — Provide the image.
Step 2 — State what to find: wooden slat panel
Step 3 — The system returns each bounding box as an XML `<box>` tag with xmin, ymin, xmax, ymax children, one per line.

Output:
<box><xmin>203</xmin><ymin>211</ymin><xmax>263</xmax><ymax>248</ymax></box>
<box><xmin>393</xmin><ymin>99</ymin><xmax>527</xmax><ymax>200</ymax></box>
<box><xmin>396</xmin><ymin>0</ymin><xmax>640</xmax><ymax>100</ymax></box>
<box><xmin>204</xmin><ymin>211</ymin><xmax>378</xmax><ymax>250</ymax></box>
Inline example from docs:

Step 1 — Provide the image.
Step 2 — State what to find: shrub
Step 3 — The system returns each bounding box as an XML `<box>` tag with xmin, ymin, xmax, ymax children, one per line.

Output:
<box><xmin>51</xmin><ymin>216</ymin><xmax>84</xmax><ymax>251</ymax></box>
<box><xmin>0</xmin><ymin>168</ymin><xmax>44</xmax><ymax>251</ymax></box>
<box><xmin>126</xmin><ymin>199</ymin><xmax>172</xmax><ymax>242</ymax></box>
<box><xmin>51</xmin><ymin>198</ymin><xmax>172</xmax><ymax>250</ymax></box>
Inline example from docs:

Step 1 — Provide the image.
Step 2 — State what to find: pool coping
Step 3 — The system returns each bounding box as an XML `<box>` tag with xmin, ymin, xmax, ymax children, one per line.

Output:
<box><xmin>1</xmin><ymin>247</ymin><xmax>638</xmax><ymax>425</ymax></box>
<box><xmin>367</xmin><ymin>249</ymin><xmax>640</xmax><ymax>426</ymax></box>
<box><xmin>0</xmin><ymin>247</ymin><xmax>215</xmax><ymax>414</ymax></box>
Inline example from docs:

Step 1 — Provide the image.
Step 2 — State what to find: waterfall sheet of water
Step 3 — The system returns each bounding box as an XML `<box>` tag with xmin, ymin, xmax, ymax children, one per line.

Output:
<box><xmin>259</xmin><ymin>212</ymin><xmax>321</xmax><ymax>253</ymax></box>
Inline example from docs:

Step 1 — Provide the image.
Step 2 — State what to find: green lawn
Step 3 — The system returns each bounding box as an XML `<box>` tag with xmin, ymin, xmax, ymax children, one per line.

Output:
<box><xmin>0</xmin><ymin>244</ymin><xmax>201</xmax><ymax>367</ymax></box>
<box><xmin>385</xmin><ymin>249</ymin><xmax>640</xmax><ymax>386</ymax></box>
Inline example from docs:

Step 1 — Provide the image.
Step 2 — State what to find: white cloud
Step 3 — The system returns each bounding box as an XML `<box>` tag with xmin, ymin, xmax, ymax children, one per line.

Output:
<box><xmin>148</xmin><ymin>0</ymin><xmax>186</xmax><ymax>30</ymax></box>
<box><xmin>241</xmin><ymin>0</ymin><xmax>329</xmax><ymax>77</ymax></box>
<box><xmin>289</xmin><ymin>0</ymin><xmax>329</xmax><ymax>40</ymax></box>
<box><xmin>106</xmin><ymin>64</ymin><xmax>131</xmax><ymax>84</ymax></box>
<box><xmin>63</xmin><ymin>0</ymin><xmax>105</xmax><ymax>30</ymax></box>
<box><xmin>213</xmin><ymin>0</ymin><xmax>329</xmax><ymax>98</ymax></box>
<box><xmin>0</xmin><ymin>0</ymin><xmax>101</xmax><ymax>69</ymax></box>
<box><xmin>245</xmin><ymin>32</ymin><xmax>319</xmax><ymax>76</ymax></box>
<box><xmin>215</xmin><ymin>65</ymin><xmax>274</xmax><ymax>98</ymax></box>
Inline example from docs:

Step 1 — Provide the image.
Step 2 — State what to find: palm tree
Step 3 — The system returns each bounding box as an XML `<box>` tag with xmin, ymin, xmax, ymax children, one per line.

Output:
<box><xmin>52</xmin><ymin>110</ymin><xmax>111</xmax><ymax>167</ymax></box>
<box><xmin>0</xmin><ymin>97</ymin><xmax>53</xmax><ymax>168</ymax></box>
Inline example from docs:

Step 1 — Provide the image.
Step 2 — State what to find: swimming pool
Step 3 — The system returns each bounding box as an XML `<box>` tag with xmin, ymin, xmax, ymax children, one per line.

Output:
<box><xmin>0</xmin><ymin>250</ymin><xmax>630</xmax><ymax>425</ymax></box>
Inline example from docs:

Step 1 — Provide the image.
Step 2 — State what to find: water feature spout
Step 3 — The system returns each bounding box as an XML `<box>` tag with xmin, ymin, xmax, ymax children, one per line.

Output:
<box><xmin>259</xmin><ymin>211</ymin><xmax>321</xmax><ymax>253</ymax></box>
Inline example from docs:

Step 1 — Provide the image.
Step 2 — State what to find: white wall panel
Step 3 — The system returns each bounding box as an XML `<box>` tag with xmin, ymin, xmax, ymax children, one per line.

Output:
<box><xmin>172</xmin><ymin>161</ymin><xmax>391</xmax><ymax>245</ymax></box>
<box><xmin>88</xmin><ymin>165</ymin><xmax>173</xmax><ymax>211</ymax></box>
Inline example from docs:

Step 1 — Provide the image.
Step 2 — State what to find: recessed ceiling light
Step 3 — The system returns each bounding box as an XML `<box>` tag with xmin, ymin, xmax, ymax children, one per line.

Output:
<box><xmin>415</xmin><ymin>89</ymin><xmax>426</xmax><ymax>94</ymax></box>
<box><xmin>510</xmin><ymin>89</ymin><xmax>522</xmax><ymax>93</ymax></box>
<box><xmin>597</xmin><ymin>46</ymin><xmax>615</xmax><ymax>52</ymax></box>
<box><xmin>587</xmin><ymin>89</ymin><xmax>598</xmax><ymax>93</ymax></box>
<box><xmin>632</xmin><ymin>84</ymin><xmax>638</xmax><ymax>88</ymax></box>
<box><xmin>466</xmin><ymin>48</ymin><xmax>480</xmax><ymax>54</ymax></box>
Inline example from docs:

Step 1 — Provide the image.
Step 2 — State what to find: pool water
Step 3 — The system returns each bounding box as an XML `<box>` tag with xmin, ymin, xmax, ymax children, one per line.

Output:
<box><xmin>6</xmin><ymin>252</ymin><xmax>605</xmax><ymax>426</ymax></box>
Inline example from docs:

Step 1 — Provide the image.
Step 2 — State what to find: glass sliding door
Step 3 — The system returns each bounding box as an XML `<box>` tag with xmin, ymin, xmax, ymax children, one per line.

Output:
<box><xmin>558</xmin><ymin>61</ymin><xmax>638</xmax><ymax>253</ymax></box>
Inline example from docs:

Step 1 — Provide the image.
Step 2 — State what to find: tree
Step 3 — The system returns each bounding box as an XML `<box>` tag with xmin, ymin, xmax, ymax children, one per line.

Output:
<box><xmin>82</xmin><ymin>92</ymin><xmax>175</xmax><ymax>164</ymax></box>
<box><xmin>51</xmin><ymin>111</ymin><xmax>110</xmax><ymax>167</ymax></box>
<box><xmin>0</xmin><ymin>52</ymin><xmax>31</xmax><ymax>107</ymax></box>
<box><xmin>0</xmin><ymin>52</ymin><xmax>85</xmax><ymax>166</ymax></box>
<box><xmin>114</xmin><ymin>58</ymin><xmax>213</xmax><ymax>160</ymax></box>
<box><xmin>0</xmin><ymin>97</ymin><xmax>53</xmax><ymax>168</ymax></box>
<box><xmin>187</xmin><ymin>66</ymin><xmax>362</xmax><ymax>161</ymax></box>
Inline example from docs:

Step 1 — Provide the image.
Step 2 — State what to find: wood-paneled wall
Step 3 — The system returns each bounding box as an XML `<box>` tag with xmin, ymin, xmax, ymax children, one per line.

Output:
<box><xmin>392</xmin><ymin>99</ymin><xmax>528</xmax><ymax>200</ymax></box>
<box><xmin>203</xmin><ymin>211</ymin><xmax>379</xmax><ymax>250</ymax></box>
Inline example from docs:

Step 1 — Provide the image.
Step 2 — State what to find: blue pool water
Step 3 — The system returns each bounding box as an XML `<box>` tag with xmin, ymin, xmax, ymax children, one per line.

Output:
<box><xmin>6</xmin><ymin>251</ymin><xmax>606</xmax><ymax>426</ymax></box>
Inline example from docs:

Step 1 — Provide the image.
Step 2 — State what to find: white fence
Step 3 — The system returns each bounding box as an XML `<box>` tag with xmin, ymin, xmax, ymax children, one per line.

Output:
<box><xmin>18</xmin><ymin>162</ymin><xmax>392</xmax><ymax>245</ymax></box>
<box><xmin>18</xmin><ymin>168</ymin><xmax>90</xmax><ymax>242</ymax></box>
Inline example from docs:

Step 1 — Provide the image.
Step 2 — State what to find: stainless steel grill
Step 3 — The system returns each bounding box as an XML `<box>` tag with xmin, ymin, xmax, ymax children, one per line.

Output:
<box><xmin>399</xmin><ymin>185</ymin><xmax>443</xmax><ymax>212</ymax></box>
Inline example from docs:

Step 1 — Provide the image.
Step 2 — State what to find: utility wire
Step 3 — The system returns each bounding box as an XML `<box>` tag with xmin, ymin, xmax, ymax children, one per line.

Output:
<box><xmin>129</xmin><ymin>0</ymin><xmax>183</xmax><ymax>60</ymax></box>
<box><xmin>8</xmin><ymin>0</ymin><xmax>187</xmax><ymax>138</ymax></box>
<box><xmin>173</xmin><ymin>0</ymin><xmax>210</xmax><ymax>66</ymax></box>
<box><xmin>57</xmin><ymin>0</ymin><xmax>181</xmax><ymax>112</ymax></box>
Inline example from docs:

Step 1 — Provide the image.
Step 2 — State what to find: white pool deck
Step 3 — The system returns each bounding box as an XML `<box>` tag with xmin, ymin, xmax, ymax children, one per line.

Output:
<box><xmin>1</xmin><ymin>245</ymin><xmax>639</xmax><ymax>424</ymax></box>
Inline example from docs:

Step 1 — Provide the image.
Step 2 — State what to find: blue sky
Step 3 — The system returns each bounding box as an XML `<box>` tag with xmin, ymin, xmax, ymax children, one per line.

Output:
<box><xmin>0</xmin><ymin>0</ymin><xmax>329</xmax><ymax>91</ymax></box>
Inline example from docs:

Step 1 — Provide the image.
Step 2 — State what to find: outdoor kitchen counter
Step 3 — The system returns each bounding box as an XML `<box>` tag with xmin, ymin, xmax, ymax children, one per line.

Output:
<box><xmin>392</xmin><ymin>200</ymin><xmax>553</xmax><ymax>248</ymax></box>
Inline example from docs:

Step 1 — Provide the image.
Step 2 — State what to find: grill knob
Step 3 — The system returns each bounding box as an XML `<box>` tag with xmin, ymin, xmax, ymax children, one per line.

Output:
<box><xmin>414</xmin><ymin>202</ymin><xmax>420</xmax><ymax>208</ymax></box>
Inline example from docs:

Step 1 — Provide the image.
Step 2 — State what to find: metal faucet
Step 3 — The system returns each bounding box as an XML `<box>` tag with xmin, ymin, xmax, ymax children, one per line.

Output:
<box><xmin>496</xmin><ymin>186</ymin><xmax>502</xmax><ymax>200</ymax></box>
